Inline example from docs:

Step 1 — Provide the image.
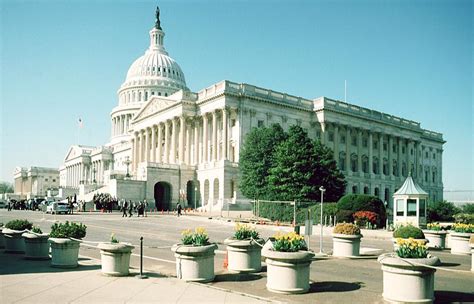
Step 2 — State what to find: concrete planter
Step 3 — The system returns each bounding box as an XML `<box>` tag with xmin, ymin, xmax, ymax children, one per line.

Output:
<box><xmin>392</xmin><ymin>238</ymin><xmax>428</xmax><ymax>251</ymax></box>
<box><xmin>449</xmin><ymin>232</ymin><xmax>472</xmax><ymax>255</ymax></box>
<box><xmin>471</xmin><ymin>243</ymin><xmax>474</xmax><ymax>272</ymax></box>
<box><xmin>423</xmin><ymin>230</ymin><xmax>447</xmax><ymax>249</ymax></box>
<box><xmin>49</xmin><ymin>238</ymin><xmax>81</xmax><ymax>268</ymax></box>
<box><xmin>97</xmin><ymin>242</ymin><xmax>134</xmax><ymax>276</ymax></box>
<box><xmin>0</xmin><ymin>227</ymin><xmax>5</xmax><ymax>249</ymax></box>
<box><xmin>262</xmin><ymin>249</ymin><xmax>315</xmax><ymax>294</ymax></box>
<box><xmin>224</xmin><ymin>238</ymin><xmax>264</xmax><ymax>273</ymax></box>
<box><xmin>171</xmin><ymin>243</ymin><xmax>218</xmax><ymax>282</ymax></box>
<box><xmin>22</xmin><ymin>232</ymin><xmax>50</xmax><ymax>260</ymax></box>
<box><xmin>3</xmin><ymin>228</ymin><xmax>26</xmax><ymax>253</ymax></box>
<box><xmin>378</xmin><ymin>253</ymin><xmax>440</xmax><ymax>303</ymax></box>
<box><xmin>332</xmin><ymin>233</ymin><xmax>362</xmax><ymax>257</ymax></box>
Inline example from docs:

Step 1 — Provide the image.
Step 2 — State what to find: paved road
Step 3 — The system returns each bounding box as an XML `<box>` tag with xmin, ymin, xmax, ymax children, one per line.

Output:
<box><xmin>1</xmin><ymin>210</ymin><xmax>473</xmax><ymax>303</ymax></box>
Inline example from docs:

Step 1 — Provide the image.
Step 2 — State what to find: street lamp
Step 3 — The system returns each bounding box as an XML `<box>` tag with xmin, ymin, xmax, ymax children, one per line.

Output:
<box><xmin>124</xmin><ymin>156</ymin><xmax>132</xmax><ymax>178</ymax></box>
<box><xmin>319</xmin><ymin>186</ymin><xmax>326</xmax><ymax>254</ymax></box>
<box><xmin>194</xmin><ymin>187</ymin><xmax>198</xmax><ymax>210</ymax></box>
<box><xmin>92</xmin><ymin>167</ymin><xmax>97</xmax><ymax>184</ymax></box>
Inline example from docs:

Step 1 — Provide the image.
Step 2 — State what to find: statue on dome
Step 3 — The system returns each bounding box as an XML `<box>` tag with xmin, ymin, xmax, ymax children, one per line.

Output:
<box><xmin>155</xmin><ymin>6</ymin><xmax>162</xmax><ymax>30</ymax></box>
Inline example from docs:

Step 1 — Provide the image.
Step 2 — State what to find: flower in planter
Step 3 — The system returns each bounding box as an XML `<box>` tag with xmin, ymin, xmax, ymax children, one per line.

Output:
<box><xmin>110</xmin><ymin>233</ymin><xmax>119</xmax><ymax>243</ymax></box>
<box><xmin>234</xmin><ymin>223</ymin><xmax>259</xmax><ymax>240</ymax></box>
<box><xmin>452</xmin><ymin>223</ymin><xmax>474</xmax><ymax>233</ymax></box>
<box><xmin>5</xmin><ymin>219</ymin><xmax>33</xmax><ymax>231</ymax></box>
<box><xmin>395</xmin><ymin>238</ymin><xmax>428</xmax><ymax>258</ymax></box>
<box><xmin>181</xmin><ymin>227</ymin><xmax>209</xmax><ymax>246</ymax></box>
<box><xmin>426</xmin><ymin>223</ymin><xmax>443</xmax><ymax>231</ymax></box>
<box><xmin>353</xmin><ymin>211</ymin><xmax>378</xmax><ymax>228</ymax></box>
<box><xmin>31</xmin><ymin>226</ymin><xmax>43</xmax><ymax>234</ymax></box>
<box><xmin>333</xmin><ymin>223</ymin><xmax>361</xmax><ymax>235</ymax></box>
<box><xmin>273</xmin><ymin>231</ymin><xmax>307</xmax><ymax>252</ymax></box>
<box><xmin>50</xmin><ymin>221</ymin><xmax>87</xmax><ymax>239</ymax></box>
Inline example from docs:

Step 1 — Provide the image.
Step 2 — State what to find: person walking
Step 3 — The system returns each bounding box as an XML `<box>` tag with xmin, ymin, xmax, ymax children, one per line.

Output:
<box><xmin>177</xmin><ymin>202</ymin><xmax>182</xmax><ymax>217</ymax></box>
<box><xmin>122</xmin><ymin>200</ymin><xmax>128</xmax><ymax>217</ymax></box>
<box><xmin>128</xmin><ymin>200</ymin><xmax>133</xmax><ymax>217</ymax></box>
<box><xmin>143</xmin><ymin>199</ymin><xmax>148</xmax><ymax>217</ymax></box>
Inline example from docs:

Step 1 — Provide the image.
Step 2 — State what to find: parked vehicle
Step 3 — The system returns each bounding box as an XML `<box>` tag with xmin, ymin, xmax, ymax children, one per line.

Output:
<box><xmin>46</xmin><ymin>202</ymin><xmax>69</xmax><ymax>214</ymax></box>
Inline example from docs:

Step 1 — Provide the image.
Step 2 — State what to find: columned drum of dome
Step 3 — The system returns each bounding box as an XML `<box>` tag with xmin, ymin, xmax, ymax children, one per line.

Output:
<box><xmin>110</xmin><ymin>7</ymin><xmax>188</xmax><ymax>144</ymax></box>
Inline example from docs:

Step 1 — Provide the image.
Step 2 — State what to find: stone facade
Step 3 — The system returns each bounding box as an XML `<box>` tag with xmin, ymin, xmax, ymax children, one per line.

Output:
<box><xmin>50</xmin><ymin>9</ymin><xmax>444</xmax><ymax>212</ymax></box>
<box><xmin>13</xmin><ymin>166</ymin><xmax>59</xmax><ymax>199</ymax></box>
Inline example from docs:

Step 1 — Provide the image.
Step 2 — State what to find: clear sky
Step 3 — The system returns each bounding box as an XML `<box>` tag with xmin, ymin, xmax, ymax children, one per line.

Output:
<box><xmin>1</xmin><ymin>0</ymin><xmax>472</xmax><ymax>200</ymax></box>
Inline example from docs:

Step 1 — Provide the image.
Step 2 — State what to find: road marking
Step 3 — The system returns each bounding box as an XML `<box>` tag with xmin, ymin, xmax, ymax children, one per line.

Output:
<box><xmin>130</xmin><ymin>253</ymin><xmax>176</xmax><ymax>264</ymax></box>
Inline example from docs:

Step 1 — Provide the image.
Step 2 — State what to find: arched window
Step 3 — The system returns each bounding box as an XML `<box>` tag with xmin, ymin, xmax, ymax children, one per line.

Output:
<box><xmin>339</xmin><ymin>152</ymin><xmax>346</xmax><ymax>171</ymax></box>
<box><xmin>352</xmin><ymin>185</ymin><xmax>358</xmax><ymax>194</ymax></box>
<box><xmin>363</xmin><ymin>186</ymin><xmax>369</xmax><ymax>194</ymax></box>
<box><xmin>373</xmin><ymin>157</ymin><xmax>379</xmax><ymax>174</ymax></box>
<box><xmin>362</xmin><ymin>155</ymin><xmax>369</xmax><ymax>173</ymax></box>
<box><xmin>350</xmin><ymin>154</ymin><xmax>358</xmax><ymax>172</ymax></box>
<box><xmin>374</xmin><ymin>187</ymin><xmax>380</xmax><ymax>198</ymax></box>
<box><xmin>144</xmin><ymin>91</ymin><xmax>148</xmax><ymax>101</ymax></box>
<box><xmin>393</xmin><ymin>160</ymin><xmax>398</xmax><ymax>176</ymax></box>
<box><xmin>384</xmin><ymin>188</ymin><xmax>390</xmax><ymax>204</ymax></box>
<box><xmin>402</xmin><ymin>162</ymin><xmax>407</xmax><ymax>177</ymax></box>
<box><xmin>138</xmin><ymin>91</ymin><xmax>142</xmax><ymax>101</ymax></box>
<box><xmin>383</xmin><ymin>158</ymin><xmax>389</xmax><ymax>175</ymax></box>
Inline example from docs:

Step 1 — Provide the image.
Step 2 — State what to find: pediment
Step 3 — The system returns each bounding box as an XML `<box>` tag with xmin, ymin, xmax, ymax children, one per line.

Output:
<box><xmin>64</xmin><ymin>145</ymin><xmax>93</xmax><ymax>162</ymax></box>
<box><xmin>133</xmin><ymin>97</ymin><xmax>180</xmax><ymax>122</ymax></box>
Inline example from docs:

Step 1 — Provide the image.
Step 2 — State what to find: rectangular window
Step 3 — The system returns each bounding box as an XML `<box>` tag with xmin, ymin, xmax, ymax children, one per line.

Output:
<box><xmin>340</xmin><ymin>135</ymin><xmax>345</xmax><ymax>144</ymax></box>
<box><xmin>373</xmin><ymin>141</ymin><xmax>378</xmax><ymax>149</ymax></box>
<box><xmin>425</xmin><ymin>152</ymin><xmax>428</xmax><ymax>158</ymax></box>
<box><xmin>52</xmin><ymin>179</ymin><xmax>56</xmax><ymax>182</ymax></box>
<box><xmin>419</xmin><ymin>199</ymin><xmax>426</xmax><ymax>217</ymax></box>
<box><xmin>328</xmin><ymin>132</ymin><xmax>334</xmax><ymax>142</ymax></box>
<box><xmin>231</xmin><ymin>119</ymin><xmax>236</xmax><ymax>127</ymax></box>
<box><xmin>383</xmin><ymin>143</ymin><xmax>387</xmax><ymax>151</ymax></box>
<box><xmin>407</xmin><ymin>199</ymin><xmax>417</xmax><ymax>216</ymax></box>
<box><xmin>393</xmin><ymin>145</ymin><xmax>397</xmax><ymax>153</ymax></box>
<box><xmin>363</xmin><ymin>138</ymin><xmax>368</xmax><ymax>147</ymax></box>
<box><xmin>402</xmin><ymin>146</ymin><xmax>405</xmax><ymax>154</ymax></box>
<box><xmin>433</xmin><ymin>153</ymin><xmax>436</xmax><ymax>159</ymax></box>
<box><xmin>45</xmin><ymin>178</ymin><xmax>48</xmax><ymax>181</ymax></box>
<box><xmin>396</xmin><ymin>199</ymin><xmax>404</xmax><ymax>216</ymax></box>
<box><xmin>351</xmin><ymin>136</ymin><xmax>357</xmax><ymax>146</ymax></box>
<box><xmin>257</xmin><ymin>120</ymin><xmax>264</xmax><ymax>127</ymax></box>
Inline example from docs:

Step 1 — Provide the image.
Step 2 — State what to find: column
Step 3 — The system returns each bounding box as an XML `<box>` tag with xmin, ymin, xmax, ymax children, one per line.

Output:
<box><xmin>222</xmin><ymin>108</ymin><xmax>228</xmax><ymax>160</ymax></box>
<box><xmin>185</xmin><ymin>119</ymin><xmax>191</xmax><ymax>164</ymax></box>
<box><xmin>157</xmin><ymin>123</ymin><xmax>163</xmax><ymax>163</ymax></box>
<box><xmin>131</xmin><ymin>137</ymin><xmax>136</xmax><ymax>172</ymax></box>
<box><xmin>179</xmin><ymin>116</ymin><xmax>185</xmax><ymax>163</ymax></box>
<box><xmin>368</xmin><ymin>132</ymin><xmax>373</xmax><ymax>175</ymax></box>
<box><xmin>171</xmin><ymin>118</ymin><xmax>177</xmax><ymax>164</ymax></box>
<box><xmin>320</xmin><ymin>122</ymin><xmax>326</xmax><ymax>145</ymax></box>
<box><xmin>164</xmin><ymin>120</ymin><xmax>170</xmax><ymax>163</ymax></box>
<box><xmin>203</xmin><ymin>114</ymin><xmax>208</xmax><ymax>163</ymax></box>
<box><xmin>151</xmin><ymin>126</ymin><xmax>156</xmax><ymax>162</ymax></box>
<box><xmin>379</xmin><ymin>133</ymin><xmax>383</xmax><ymax>175</ymax></box>
<box><xmin>345</xmin><ymin>127</ymin><xmax>350</xmax><ymax>172</ymax></box>
<box><xmin>397</xmin><ymin>137</ymin><xmax>402</xmax><ymax>177</ymax></box>
<box><xmin>414</xmin><ymin>141</ymin><xmax>420</xmax><ymax>180</ymax></box>
<box><xmin>212</xmin><ymin>111</ymin><xmax>217</xmax><ymax>161</ymax></box>
<box><xmin>357</xmin><ymin>129</ymin><xmax>362</xmax><ymax>174</ymax></box>
<box><xmin>143</xmin><ymin>128</ymin><xmax>149</xmax><ymax>162</ymax></box>
<box><xmin>407</xmin><ymin>140</ymin><xmax>412</xmax><ymax>176</ymax></box>
<box><xmin>388</xmin><ymin>136</ymin><xmax>394</xmax><ymax>177</ymax></box>
<box><xmin>333</xmin><ymin>124</ymin><xmax>339</xmax><ymax>162</ymax></box>
<box><xmin>194</xmin><ymin>119</ymin><xmax>199</xmax><ymax>165</ymax></box>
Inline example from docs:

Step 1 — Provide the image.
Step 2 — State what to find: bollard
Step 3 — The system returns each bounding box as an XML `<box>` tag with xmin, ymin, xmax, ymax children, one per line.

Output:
<box><xmin>136</xmin><ymin>237</ymin><xmax>148</xmax><ymax>279</ymax></box>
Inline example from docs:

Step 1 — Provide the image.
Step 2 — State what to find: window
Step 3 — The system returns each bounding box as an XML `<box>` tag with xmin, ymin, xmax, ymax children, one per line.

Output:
<box><xmin>362</xmin><ymin>156</ymin><xmax>369</xmax><ymax>173</ymax></box>
<box><xmin>407</xmin><ymin>199</ymin><xmax>417</xmax><ymax>216</ymax></box>
<box><xmin>432</xmin><ymin>171</ymin><xmax>436</xmax><ymax>183</ymax></box>
<box><xmin>374</xmin><ymin>187</ymin><xmax>379</xmax><ymax>197</ymax></box>
<box><xmin>419</xmin><ymin>199</ymin><xmax>426</xmax><ymax>217</ymax></box>
<box><xmin>396</xmin><ymin>199</ymin><xmax>404</xmax><ymax>216</ymax></box>
<box><xmin>45</xmin><ymin>178</ymin><xmax>48</xmax><ymax>181</ymax></box>
<box><xmin>257</xmin><ymin>120</ymin><xmax>264</xmax><ymax>127</ymax></box>
<box><xmin>351</xmin><ymin>157</ymin><xmax>357</xmax><ymax>172</ymax></box>
<box><xmin>402</xmin><ymin>146</ymin><xmax>405</xmax><ymax>154</ymax></box>
<box><xmin>352</xmin><ymin>186</ymin><xmax>358</xmax><ymax>194</ymax></box>
<box><xmin>410</xmin><ymin>149</ymin><xmax>413</xmax><ymax>155</ymax></box>
<box><xmin>402</xmin><ymin>163</ymin><xmax>407</xmax><ymax>177</ymax></box>
<box><xmin>373</xmin><ymin>140</ymin><xmax>378</xmax><ymax>149</ymax></box>
<box><xmin>165</xmin><ymin>93</ymin><xmax>168</xmax><ymax>97</ymax></box>
<box><xmin>373</xmin><ymin>158</ymin><xmax>379</xmax><ymax>174</ymax></box>
<box><xmin>340</xmin><ymin>135</ymin><xmax>345</xmax><ymax>144</ymax></box>
<box><xmin>158</xmin><ymin>92</ymin><xmax>161</xmax><ymax>96</ymax></box>
<box><xmin>351</xmin><ymin>136</ymin><xmax>357</xmax><ymax>146</ymax></box>
<box><xmin>363</xmin><ymin>138</ymin><xmax>368</xmax><ymax>147</ymax></box>
<box><xmin>231</xmin><ymin>119</ymin><xmax>236</xmax><ymax>127</ymax></box>
<box><xmin>383</xmin><ymin>160</ymin><xmax>388</xmax><ymax>175</ymax></box>
<box><xmin>52</xmin><ymin>179</ymin><xmax>56</xmax><ymax>182</ymax></box>
<box><xmin>328</xmin><ymin>132</ymin><xmax>334</xmax><ymax>142</ymax></box>
<box><xmin>383</xmin><ymin>142</ymin><xmax>388</xmax><ymax>151</ymax></box>
<box><xmin>433</xmin><ymin>153</ymin><xmax>436</xmax><ymax>160</ymax></box>
<box><xmin>364</xmin><ymin>186</ymin><xmax>369</xmax><ymax>194</ymax></box>
<box><xmin>393</xmin><ymin>145</ymin><xmax>397</xmax><ymax>153</ymax></box>
<box><xmin>425</xmin><ymin>170</ymin><xmax>428</xmax><ymax>182</ymax></box>
<box><xmin>425</xmin><ymin>151</ymin><xmax>428</xmax><ymax>158</ymax></box>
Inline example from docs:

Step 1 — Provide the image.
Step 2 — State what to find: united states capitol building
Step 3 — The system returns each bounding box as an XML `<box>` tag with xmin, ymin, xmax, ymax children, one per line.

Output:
<box><xmin>53</xmin><ymin>8</ymin><xmax>444</xmax><ymax>211</ymax></box>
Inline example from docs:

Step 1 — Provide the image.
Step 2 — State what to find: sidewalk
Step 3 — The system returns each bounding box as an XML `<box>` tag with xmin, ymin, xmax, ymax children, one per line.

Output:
<box><xmin>0</xmin><ymin>252</ymin><xmax>276</xmax><ymax>304</ymax></box>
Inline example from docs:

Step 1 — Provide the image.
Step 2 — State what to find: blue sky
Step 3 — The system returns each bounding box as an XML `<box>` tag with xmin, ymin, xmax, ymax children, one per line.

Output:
<box><xmin>1</xmin><ymin>0</ymin><xmax>472</xmax><ymax>200</ymax></box>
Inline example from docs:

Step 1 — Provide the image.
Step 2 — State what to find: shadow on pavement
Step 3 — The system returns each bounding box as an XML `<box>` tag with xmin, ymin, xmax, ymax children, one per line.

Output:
<box><xmin>310</xmin><ymin>281</ymin><xmax>364</xmax><ymax>293</ymax></box>
<box><xmin>214</xmin><ymin>272</ymin><xmax>263</xmax><ymax>282</ymax></box>
<box><xmin>434</xmin><ymin>290</ymin><xmax>474</xmax><ymax>303</ymax></box>
<box><xmin>0</xmin><ymin>252</ymin><xmax>101</xmax><ymax>275</ymax></box>
<box><xmin>438</xmin><ymin>262</ymin><xmax>461</xmax><ymax>267</ymax></box>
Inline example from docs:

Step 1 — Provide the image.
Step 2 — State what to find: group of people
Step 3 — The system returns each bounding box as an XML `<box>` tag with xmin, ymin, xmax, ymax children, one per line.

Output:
<box><xmin>120</xmin><ymin>199</ymin><xmax>148</xmax><ymax>217</ymax></box>
<box><xmin>93</xmin><ymin>193</ymin><xmax>118</xmax><ymax>213</ymax></box>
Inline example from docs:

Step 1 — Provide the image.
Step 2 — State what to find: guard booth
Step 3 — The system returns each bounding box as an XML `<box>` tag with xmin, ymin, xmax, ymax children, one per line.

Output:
<box><xmin>393</xmin><ymin>174</ymin><xmax>429</xmax><ymax>228</ymax></box>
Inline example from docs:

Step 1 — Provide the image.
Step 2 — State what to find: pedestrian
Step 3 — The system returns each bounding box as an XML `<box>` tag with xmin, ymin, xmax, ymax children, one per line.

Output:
<box><xmin>144</xmin><ymin>199</ymin><xmax>148</xmax><ymax>217</ymax></box>
<box><xmin>177</xmin><ymin>202</ymin><xmax>182</xmax><ymax>217</ymax></box>
<box><xmin>128</xmin><ymin>200</ymin><xmax>133</xmax><ymax>217</ymax></box>
<box><xmin>122</xmin><ymin>200</ymin><xmax>128</xmax><ymax>217</ymax></box>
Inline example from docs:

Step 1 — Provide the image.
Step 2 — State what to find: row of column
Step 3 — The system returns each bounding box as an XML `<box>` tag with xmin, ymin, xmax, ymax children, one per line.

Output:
<box><xmin>112</xmin><ymin>114</ymin><xmax>133</xmax><ymax>137</ymax></box>
<box><xmin>132</xmin><ymin>108</ymin><xmax>233</xmax><ymax>171</ymax></box>
<box><xmin>322</xmin><ymin>122</ymin><xmax>438</xmax><ymax>183</ymax></box>
<box><xmin>65</xmin><ymin>163</ymin><xmax>84</xmax><ymax>188</ymax></box>
<box><xmin>65</xmin><ymin>160</ymin><xmax>108</xmax><ymax>188</ymax></box>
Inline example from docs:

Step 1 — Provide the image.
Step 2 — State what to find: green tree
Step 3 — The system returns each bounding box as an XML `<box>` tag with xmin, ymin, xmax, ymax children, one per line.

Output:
<box><xmin>239</xmin><ymin>124</ymin><xmax>287</xmax><ymax>199</ymax></box>
<box><xmin>427</xmin><ymin>200</ymin><xmax>461</xmax><ymax>222</ymax></box>
<box><xmin>0</xmin><ymin>182</ymin><xmax>14</xmax><ymax>193</ymax></box>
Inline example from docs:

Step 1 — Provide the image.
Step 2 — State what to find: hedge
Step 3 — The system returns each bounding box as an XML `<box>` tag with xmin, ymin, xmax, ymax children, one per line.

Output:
<box><xmin>253</xmin><ymin>201</ymin><xmax>337</xmax><ymax>225</ymax></box>
<box><xmin>336</xmin><ymin>194</ymin><xmax>387</xmax><ymax>227</ymax></box>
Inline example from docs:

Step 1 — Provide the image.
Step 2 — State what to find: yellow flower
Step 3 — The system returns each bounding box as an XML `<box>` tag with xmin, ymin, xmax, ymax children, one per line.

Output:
<box><xmin>181</xmin><ymin>229</ymin><xmax>192</xmax><ymax>236</ymax></box>
<box><xmin>195</xmin><ymin>227</ymin><xmax>207</xmax><ymax>235</ymax></box>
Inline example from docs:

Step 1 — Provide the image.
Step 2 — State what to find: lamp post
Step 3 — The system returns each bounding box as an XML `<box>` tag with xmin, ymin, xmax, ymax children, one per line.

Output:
<box><xmin>124</xmin><ymin>156</ymin><xmax>132</xmax><ymax>178</ymax></box>
<box><xmin>194</xmin><ymin>187</ymin><xmax>197</xmax><ymax>210</ymax></box>
<box><xmin>319</xmin><ymin>186</ymin><xmax>326</xmax><ymax>254</ymax></box>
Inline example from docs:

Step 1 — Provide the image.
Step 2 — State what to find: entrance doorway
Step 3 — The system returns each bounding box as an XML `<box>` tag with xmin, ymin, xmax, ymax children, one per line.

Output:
<box><xmin>154</xmin><ymin>182</ymin><xmax>172</xmax><ymax>211</ymax></box>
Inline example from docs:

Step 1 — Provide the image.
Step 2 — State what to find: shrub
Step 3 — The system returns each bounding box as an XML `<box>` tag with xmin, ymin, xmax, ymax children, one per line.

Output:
<box><xmin>49</xmin><ymin>221</ymin><xmax>87</xmax><ymax>239</ymax></box>
<box><xmin>393</xmin><ymin>224</ymin><xmax>425</xmax><ymax>239</ymax></box>
<box><xmin>426</xmin><ymin>223</ymin><xmax>441</xmax><ymax>231</ymax></box>
<box><xmin>181</xmin><ymin>227</ymin><xmax>210</xmax><ymax>246</ymax></box>
<box><xmin>333</xmin><ymin>223</ymin><xmax>360</xmax><ymax>235</ymax></box>
<box><xmin>452</xmin><ymin>223</ymin><xmax>474</xmax><ymax>233</ymax></box>
<box><xmin>272</xmin><ymin>231</ymin><xmax>307</xmax><ymax>252</ymax></box>
<box><xmin>337</xmin><ymin>194</ymin><xmax>386</xmax><ymax>227</ymax></box>
<box><xmin>234</xmin><ymin>223</ymin><xmax>259</xmax><ymax>240</ymax></box>
<box><xmin>5</xmin><ymin>219</ymin><xmax>33</xmax><ymax>231</ymax></box>
<box><xmin>427</xmin><ymin>200</ymin><xmax>460</xmax><ymax>222</ymax></box>
<box><xmin>336</xmin><ymin>209</ymin><xmax>353</xmax><ymax>223</ymax></box>
<box><xmin>253</xmin><ymin>201</ymin><xmax>337</xmax><ymax>225</ymax></box>
<box><xmin>454</xmin><ymin>213</ymin><xmax>474</xmax><ymax>224</ymax></box>
<box><xmin>31</xmin><ymin>226</ymin><xmax>43</xmax><ymax>234</ymax></box>
<box><xmin>395</xmin><ymin>238</ymin><xmax>428</xmax><ymax>258</ymax></box>
<box><xmin>461</xmin><ymin>203</ymin><xmax>474</xmax><ymax>214</ymax></box>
